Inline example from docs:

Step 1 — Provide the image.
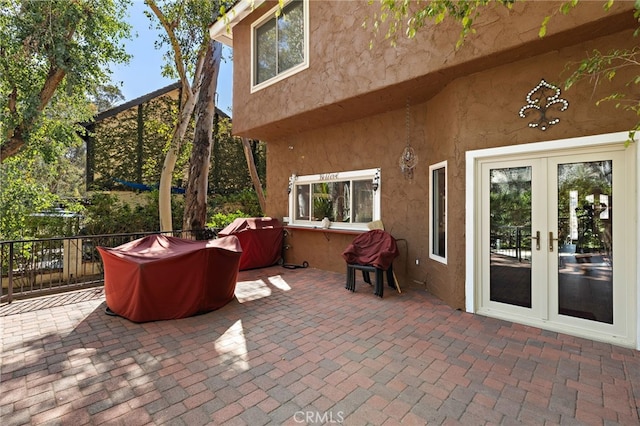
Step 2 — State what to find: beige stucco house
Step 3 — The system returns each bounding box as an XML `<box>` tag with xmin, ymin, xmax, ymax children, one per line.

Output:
<box><xmin>211</xmin><ymin>1</ymin><xmax>639</xmax><ymax>348</ymax></box>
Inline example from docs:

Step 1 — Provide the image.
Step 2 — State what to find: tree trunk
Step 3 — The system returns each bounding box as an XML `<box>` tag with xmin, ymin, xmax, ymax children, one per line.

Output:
<box><xmin>0</xmin><ymin>135</ymin><xmax>25</xmax><ymax>162</ymax></box>
<box><xmin>1</xmin><ymin>67</ymin><xmax>67</xmax><ymax>162</ymax></box>
<box><xmin>158</xmin><ymin>92</ymin><xmax>197</xmax><ymax>232</ymax></box>
<box><xmin>241</xmin><ymin>138</ymin><xmax>267</xmax><ymax>214</ymax></box>
<box><xmin>182</xmin><ymin>41</ymin><xmax>222</xmax><ymax>237</ymax></box>
<box><xmin>149</xmin><ymin>0</ymin><xmax>208</xmax><ymax>233</ymax></box>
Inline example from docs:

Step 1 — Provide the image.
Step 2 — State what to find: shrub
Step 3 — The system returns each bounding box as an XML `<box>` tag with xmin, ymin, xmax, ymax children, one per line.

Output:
<box><xmin>207</xmin><ymin>210</ymin><xmax>248</xmax><ymax>230</ymax></box>
<box><xmin>81</xmin><ymin>191</ymin><xmax>184</xmax><ymax>235</ymax></box>
<box><xmin>209</xmin><ymin>188</ymin><xmax>263</xmax><ymax>218</ymax></box>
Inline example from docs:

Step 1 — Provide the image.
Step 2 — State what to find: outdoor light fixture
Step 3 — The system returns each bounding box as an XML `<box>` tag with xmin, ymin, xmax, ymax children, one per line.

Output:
<box><xmin>288</xmin><ymin>174</ymin><xmax>296</xmax><ymax>194</ymax></box>
<box><xmin>372</xmin><ymin>168</ymin><xmax>380</xmax><ymax>192</ymax></box>
<box><xmin>519</xmin><ymin>79</ymin><xmax>569</xmax><ymax>131</ymax></box>
<box><xmin>399</xmin><ymin>98</ymin><xmax>418</xmax><ymax>179</ymax></box>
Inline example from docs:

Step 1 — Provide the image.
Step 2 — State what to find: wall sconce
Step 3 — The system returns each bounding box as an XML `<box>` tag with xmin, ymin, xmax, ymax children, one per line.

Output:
<box><xmin>372</xmin><ymin>169</ymin><xmax>380</xmax><ymax>192</ymax></box>
<box><xmin>288</xmin><ymin>174</ymin><xmax>296</xmax><ymax>194</ymax></box>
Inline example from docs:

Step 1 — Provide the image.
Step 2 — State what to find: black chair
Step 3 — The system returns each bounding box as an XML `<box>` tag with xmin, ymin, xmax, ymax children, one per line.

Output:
<box><xmin>345</xmin><ymin>262</ymin><xmax>395</xmax><ymax>297</ymax></box>
<box><xmin>342</xmin><ymin>230</ymin><xmax>399</xmax><ymax>298</ymax></box>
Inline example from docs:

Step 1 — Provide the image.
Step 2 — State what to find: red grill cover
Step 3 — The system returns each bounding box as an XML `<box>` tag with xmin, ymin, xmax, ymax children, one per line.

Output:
<box><xmin>218</xmin><ymin>217</ymin><xmax>283</xmax><ymax>270</ymax></box>
<box><xmin>342</xmin><ymin>229</ymin><xmax>399</xmax><ymax>270</ymax></box>
<box><xmin>97</xmin><ymin>234</ymin><xmax>242</xmax><ymax>322</ymax></box>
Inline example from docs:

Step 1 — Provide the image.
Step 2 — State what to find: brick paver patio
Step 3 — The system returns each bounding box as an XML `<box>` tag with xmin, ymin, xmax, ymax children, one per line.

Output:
<box><xmin>2</xmin><ymin>266</ymin><xmax>639</xmax><ymax>425</ymax></box>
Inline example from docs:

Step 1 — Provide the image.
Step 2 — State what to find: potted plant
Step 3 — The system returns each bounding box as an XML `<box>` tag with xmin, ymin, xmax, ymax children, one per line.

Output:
<box><xmin>313</xmin><ymin>196</ymin><xmax>333</xmax><ymax>222</ymax></box>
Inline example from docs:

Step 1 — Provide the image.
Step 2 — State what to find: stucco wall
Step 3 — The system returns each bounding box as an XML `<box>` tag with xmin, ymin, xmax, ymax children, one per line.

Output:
<box><xmin>231</xmin><ymin>0</ymin><xmax>635</xmax><ymax>140</ymax></box>
<box><xmin>265</xmin><ymin>28</ymin><xmax>637</xmax><ymax>309</ymax></box>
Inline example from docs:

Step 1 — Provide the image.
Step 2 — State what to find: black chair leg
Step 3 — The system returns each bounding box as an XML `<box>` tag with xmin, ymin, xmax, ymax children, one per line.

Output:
<box><xmin>346</xmin><ymin>264</ymin><xmax>388</xmax><ymax>297</ymax></box>
<box><xmin>386</xmin><ymin>264</ymin><xmax>395</xmax><ymax>289</ymax></box>
<box><xmin>345</xmin><ymin>265</ymin><xmax>355</xmax><ymax>292</ymax></box>
<box><xmin>345</xmin><ymin>265</ymin><xmax>350</xmax><ymax>290</ymax></box>
<box><xmin>374</xmin><ymin>268</ymin><xmax>383</xmax><ymax>297</ymax></box>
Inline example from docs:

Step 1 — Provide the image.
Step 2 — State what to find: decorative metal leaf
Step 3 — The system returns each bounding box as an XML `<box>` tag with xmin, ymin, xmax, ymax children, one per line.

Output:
<box><xmin>519</xmin><ymin>79</ymin><xmax>569</xmax><ymax>131</ymax></box>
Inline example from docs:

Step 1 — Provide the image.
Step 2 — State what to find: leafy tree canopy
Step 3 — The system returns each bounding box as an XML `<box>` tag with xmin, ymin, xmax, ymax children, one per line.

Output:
<box><xmin>145</xmin><ymin>0</ymin><xmax>233</xmax><ymax>82</ymax></box>
<box><xmin>0</xmin><ymin>0</ymin><xmax>132</xmax><ymax>161</ymax></box>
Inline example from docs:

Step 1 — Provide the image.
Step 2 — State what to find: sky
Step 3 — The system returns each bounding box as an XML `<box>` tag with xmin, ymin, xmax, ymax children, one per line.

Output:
<box><xmin>109</xmin><ymin>1</ymin><xmax>234</xmax><ymax>115</ymax></box>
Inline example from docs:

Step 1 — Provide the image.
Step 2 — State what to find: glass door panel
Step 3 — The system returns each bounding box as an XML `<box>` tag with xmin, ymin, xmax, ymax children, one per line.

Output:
<box><xmin>489</xmin><ymin>166</ymin><xmax>533</xmax><ymax>308</ymax></box>
<box><xmin>478</xmin><ymin>141</ymin><xmax>634</xmax><ymax>346</ymax></box>
<box><xmin>555</xmin><ymin>160</ymin><xmax>613</xmax><ymax>324</ymax></box>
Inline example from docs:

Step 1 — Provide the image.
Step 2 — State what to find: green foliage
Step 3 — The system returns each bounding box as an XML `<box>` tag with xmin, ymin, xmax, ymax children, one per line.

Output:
<box><xmin>489</xmin><ymin>174</ymin><xmax>532</xmax><ymax>231</ymax></box>
<box><xmin>81</xmin><ymin>191</ymin><xmax>184</xmax><ymax>235</ymax></box>
<box><xmin>0</xmin><ymin>155</ymin><xmax>58</xmax><ymax>240</ymax></box>
<box><xmin>313</xmin><ymin>196</ymin><xmax>333</xmax><ymax>220</ymax></box>
<box><xmin>0</xmin><ymin>0</ymin><xmax>132</xmax><ymax>159</ymax></box>
<box><xmin>23</xmin><ymin>210</ymin><xmax>82</xmax><ymax>240</ymax></box>
<box><xmin>564</xmin><ymin>45</ymin><xmax>640</xmax><ymax>145</ymax></box>
<box><xmin>209</xmin><ymin>188</ymin><xmax>263</xmax><ymax>218</ymax></box>
<box><xmin>144</xmin><ymin>0</ymin><xmax>235</xmax><ymax>81</ymax></box>
<box><xmin>0</xmin><ymin>143</ymin><xmax>88</xmax><ymax>240</ymax></box>
<box><xmin>143</xmin><ymin>0</ymin><xmax>238</xmax><ymax>232</ymax></box>
<box><xmin>369</xmin><ymin>0</ymin><xmax>515</xmax><ymax>49</ymax></box>
<box><xmin>0</xmin><ymin>88</ymin><xmax>97</xmax><ymax>240</ymax></box>
<box><xmin>211</xmin><ymin>118</ymin><xmax>267</xmax><ymax>196</ymax></box>
<box><xmin>87</xmin><ymin>105</ymin><xmax>265</xmax><ymax>234</ymax></box>
<box><xmin>91</xmin><ymin>92</ymin><xmax>192</xmax><ymax>190</ymax></box>
<box><xmin>90</xmin><ymin>105</ymin><xmax>266</xmax><ymax>201</ymax></box>
<box><xmin>207</xmin><ymin>210</ymin><xmax>248</xmax><ymax>229</ymax></box>
<box><xmin>312</xmin><ymin>182</ymin><xmax>333</xmax><ymax>220</ymax></box>
<box><xmin>89</xmin><ymin>84</ymin><xmax>126</xmax><ymax>113</ymax></box>
<box><xmin>556</xmin><ymin>162</ymin><xmax>612</xmax><ymax>251</ymax></box>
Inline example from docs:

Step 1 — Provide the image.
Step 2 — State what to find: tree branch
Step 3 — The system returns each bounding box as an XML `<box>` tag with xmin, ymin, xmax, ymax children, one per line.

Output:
<box><xmin>145</xmin><ymin>0</ymin><xmax>191</xmax><ymax>95</ymax></box>
<box><xmin>241</xmin><ymin>137</ymin><xmax>267</xmax><ymax>214</ymax></box>
<box><xmin>1</xmin><ymin>65</ymin><xmax>67</xmax><ymax>162</ymax></box>
<box><xmin>39</xmin><ymin>66</ymin><xmax>67</xmax><ymax>112</ymax></box>
<box><xmin>8</xmin><ymin>86</ymin><xmax>17</xmax><ymax>115</ymax></box>
<box><xmin>1</xmin><ymin>7</ymin><xmax>77</xmax><ymax>162</ymax></box>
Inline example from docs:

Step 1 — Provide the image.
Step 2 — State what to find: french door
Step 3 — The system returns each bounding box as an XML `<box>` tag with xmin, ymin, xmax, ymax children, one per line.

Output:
<box><xmin>478</xmin><ymin>146</ymin><xmax>634</xmax><ymax>343</ymax></box>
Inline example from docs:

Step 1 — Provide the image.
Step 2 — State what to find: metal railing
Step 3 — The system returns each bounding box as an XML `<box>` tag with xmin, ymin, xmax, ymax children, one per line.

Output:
<box><xmin>491</xmin><ymin>225</ymin><xmax>532</xmax><ymax>262</ymax></box>
<box><xmin>1</xmin><ymin>230</ymin><xmax>206</xmax><ymax>303</ymax></box>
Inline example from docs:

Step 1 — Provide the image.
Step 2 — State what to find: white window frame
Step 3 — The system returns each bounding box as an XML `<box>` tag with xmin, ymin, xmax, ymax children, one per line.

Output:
<box><xmin>429</xmin><ymin>161</ymin><xmax>448</xmax><ymax>264</ymax></box>
<box><xmin>287</xmin><ymin>168</ymin><xmax>381</xmax><ymax>231</ymax></box>
<box><xmin>250</xmin><ymin>0</ymin><xmax>309</xmax><ymax>93</ymax></box>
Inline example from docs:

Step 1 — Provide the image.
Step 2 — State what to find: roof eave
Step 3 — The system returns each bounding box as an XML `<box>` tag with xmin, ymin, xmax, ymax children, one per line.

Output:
<box><xmin>210</xmin><ymin>0</ymin><xmax>265</xmax><ymax>47</ymax></box>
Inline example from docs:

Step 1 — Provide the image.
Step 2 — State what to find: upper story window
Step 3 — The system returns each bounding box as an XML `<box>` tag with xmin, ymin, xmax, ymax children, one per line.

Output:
<box><xmin>429</xmin><ymin>161</ymin><xmax>447</xmax><ymax>264</ymax></box>
<box><xmin>252</xmin><ymin>0</ymin><xmax>308</xmax><ymax>91</ymax></box>
<box><xmin>288</xmin><ymin>168</ymin><xmax>381</xmax><ymax>230</ymax></box>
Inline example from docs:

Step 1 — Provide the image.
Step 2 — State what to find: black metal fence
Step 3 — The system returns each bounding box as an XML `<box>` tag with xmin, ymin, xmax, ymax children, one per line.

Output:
<box><xmin>491</xmin><ymin>225</ymin><xmax>532</xmax><ymax>262</ymax></box>
<box><xmin>0</xmin><ymin>230</ymin><xmax>203</xmax><ymax>303</ymax></box>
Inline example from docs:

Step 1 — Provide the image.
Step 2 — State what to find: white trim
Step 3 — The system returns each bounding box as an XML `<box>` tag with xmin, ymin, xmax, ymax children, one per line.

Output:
<box><xmin>637</xmin><ymin>137</ymin><xmax>640</xmax><ymax>348</ymax></box>
<box><xmin>465</xmin><ymin>131</ymin><xmax>638</xmax><ymax>348</ymax></box>
<box><xmin>250</xmin><ymin>0</ymin><xmax>309</xmax><ymax>93</ymax></box>
<box><xmin>429</xmin><ymin>161</ymin><xmax>447</xmax><ymax>264</ymax></box>
<box><xmin>209</xmin><ymin>0</ymin><xmax>265</xmax><ymax>47</ymax></box>
<box><xmin>287</xmin><ymin>168</ymin><xmax>381</xmax><ymax>231</ymax></box>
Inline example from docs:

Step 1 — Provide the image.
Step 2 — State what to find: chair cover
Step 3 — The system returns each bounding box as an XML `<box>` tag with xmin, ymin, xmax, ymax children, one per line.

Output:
<box><xmin>342</xmin><ymin>229</ymin><xmax>399</xmax><ymax>270</ymax></box>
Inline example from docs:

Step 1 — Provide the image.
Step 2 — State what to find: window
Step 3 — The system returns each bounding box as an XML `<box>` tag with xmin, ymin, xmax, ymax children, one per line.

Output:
<box><xmin>429</xmin><ymin>161</ymin><xmax>447</xmax><ymax>263</ymax></box>
<box><xmin>288</xmin><ymin>168</ymin><xmax>381</xmax><ymax>230</ymax></box>
<box><xmin>252</xmin><ymin>0</ymin><xmax>308</xmax><ymax>90</ymax></box>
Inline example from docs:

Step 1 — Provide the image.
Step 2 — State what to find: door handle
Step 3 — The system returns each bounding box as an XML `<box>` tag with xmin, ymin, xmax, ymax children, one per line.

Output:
<box><xmin>549</xmin><ymin>231</ymin><xmax>558</xmax><ymax>252</ymax></box>
<box><xmin>531</xmin><ymin>231</ymin><xmax>540</xmax><ymax>251</ymax></box>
